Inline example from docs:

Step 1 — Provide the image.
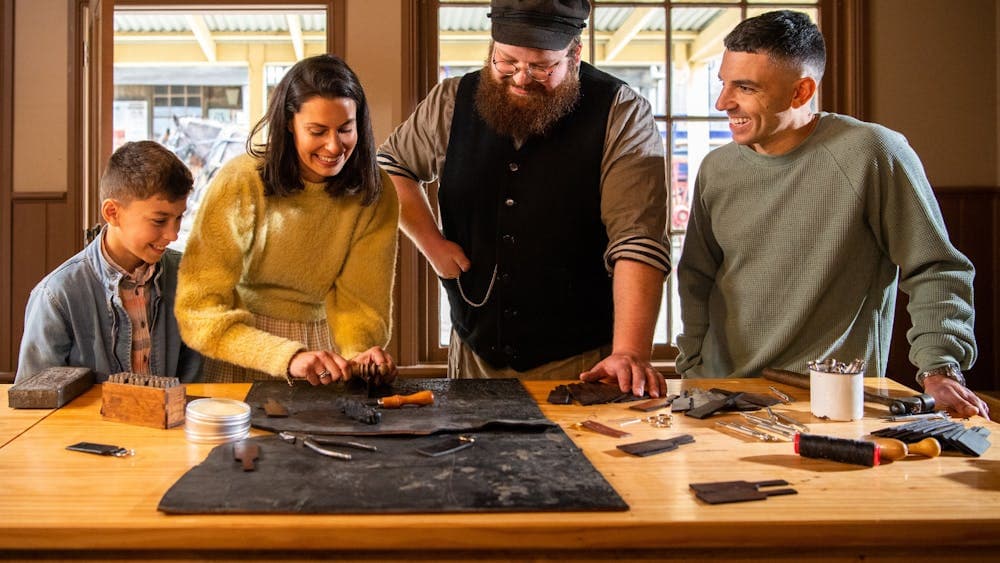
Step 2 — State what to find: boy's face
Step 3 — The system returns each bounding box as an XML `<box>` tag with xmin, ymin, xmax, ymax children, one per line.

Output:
<box><xmin>101</xmin><ymin>195</ymin><xmax>187</xmax><ymax>272</ymax></box>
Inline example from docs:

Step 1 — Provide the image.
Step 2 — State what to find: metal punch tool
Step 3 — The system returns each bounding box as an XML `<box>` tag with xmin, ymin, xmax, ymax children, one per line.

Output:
<box><xmin>768</xmin><ymin>386</ymin><xmax>794</xmax><ymax>404</ymax></box>
<box><xmin>716</xmin><ymin>421</ymin><xmax>781</xmax><ymax>442</ymax></box>
<box><xmin>765</xmin><ymin>407</ymin><xmax>810</xmax><ymax>433</ymax></box>
<box><xmin>740</xmin><ymin>412</ymin><xmax>797</xmax><ymax>439</ymax></box>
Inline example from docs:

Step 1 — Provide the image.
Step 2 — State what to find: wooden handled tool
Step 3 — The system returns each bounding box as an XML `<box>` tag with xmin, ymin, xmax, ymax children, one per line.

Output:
<box><xmin>872</xmin><ymin>437</ymin><xmax>942</xmax><ymax>461</ymax></box>
<box><xmin>371</xmin><ymin>390</ymin><xmax>434</xmax><ymax>409</ymax></box>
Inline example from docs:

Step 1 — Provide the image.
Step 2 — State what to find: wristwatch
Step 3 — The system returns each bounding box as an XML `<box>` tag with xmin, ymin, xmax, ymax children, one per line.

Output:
<box><xmin>915</xmin><ymin>363</ymin><xmax>966</xmax><ymax>388</ymax></box>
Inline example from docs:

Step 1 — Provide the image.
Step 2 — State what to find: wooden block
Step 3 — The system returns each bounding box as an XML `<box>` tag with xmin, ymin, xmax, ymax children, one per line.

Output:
<box><xmin>100</xmin><ymin>382</ymin><xmax>186</xmax><ymax>429</ymax></box>
<box><xmin>8</xmin><ymin>367</ymin><xmax>95</xmax><ymax>409</ymax></box>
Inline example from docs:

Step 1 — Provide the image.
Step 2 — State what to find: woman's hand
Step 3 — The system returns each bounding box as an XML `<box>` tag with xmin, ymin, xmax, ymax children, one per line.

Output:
<box><xmin>350</xmin><ymin>346</ymin><xmax>398</xmax><ymax>386</ymax></box>
<box><xmin>287</xmin><ymin>350</ymin><xmax>351</xmax><ymax>386</ymax></box>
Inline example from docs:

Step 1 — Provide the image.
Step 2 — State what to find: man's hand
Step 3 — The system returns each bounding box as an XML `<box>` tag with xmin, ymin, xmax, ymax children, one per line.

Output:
<box><xmin>922</xmin><ymin>375</ymin><xmax>990</xmax><ymax>419</ymax></box>
<box><xmin>579</xmin><ymin>353</ymin><xmax>665</xmax><ymax>398</ymax></box>
<box><xmin>424</xmin><ymin>237</ymin><xmax>471</xmax><ymax>280</ymax></box>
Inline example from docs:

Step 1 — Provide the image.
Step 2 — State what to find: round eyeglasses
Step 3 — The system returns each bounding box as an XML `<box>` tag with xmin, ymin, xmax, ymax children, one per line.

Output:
<box><xmin>491</xmin><ymin>57</ymin><xmax>562</xmax><ymax>83</ymax></box>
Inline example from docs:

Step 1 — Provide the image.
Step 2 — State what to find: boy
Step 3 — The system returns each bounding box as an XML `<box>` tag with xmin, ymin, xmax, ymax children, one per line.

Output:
<box><xmin>15</xmin><ymin>141</ymin><xmax>201</xmax><ymax>382</ymax></box>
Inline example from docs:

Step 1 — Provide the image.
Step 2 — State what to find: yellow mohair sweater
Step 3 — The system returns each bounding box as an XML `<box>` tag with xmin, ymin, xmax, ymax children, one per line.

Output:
<box><xmin>175</xmin><ymin>153</ymin><xmax>399</xmax><ymax>377</ymax></box>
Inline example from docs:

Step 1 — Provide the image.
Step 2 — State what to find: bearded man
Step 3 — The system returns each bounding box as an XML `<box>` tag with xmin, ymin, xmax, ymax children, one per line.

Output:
<box><xmin>378</xmin><ymin>0</ymin><xmax>669</xmax><ymax>396</ymax></box>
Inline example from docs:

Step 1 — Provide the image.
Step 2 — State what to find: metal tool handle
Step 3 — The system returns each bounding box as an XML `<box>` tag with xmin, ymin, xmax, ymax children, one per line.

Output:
<box><xmin>303</xmin><ymin>438</ymin><xmax>352</xmax><ymax>460</ymax></box>
<box><xmin>379</xmin><ymin>390</ymin><xmax>434</xmax><ymax>409</ymax></box>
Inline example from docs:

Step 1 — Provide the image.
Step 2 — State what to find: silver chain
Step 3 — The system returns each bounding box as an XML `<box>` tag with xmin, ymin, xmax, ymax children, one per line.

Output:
<box><xmin>455</xmin><ymin>264</ymin><xmax>498</xmax><ymax>308</ymax></box>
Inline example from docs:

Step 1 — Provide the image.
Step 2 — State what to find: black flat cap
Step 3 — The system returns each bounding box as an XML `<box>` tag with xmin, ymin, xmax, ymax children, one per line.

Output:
<box><xmin>488</xmin><ymin>0</ymin><xmax>590</xmax><ymax>51</ymax></box>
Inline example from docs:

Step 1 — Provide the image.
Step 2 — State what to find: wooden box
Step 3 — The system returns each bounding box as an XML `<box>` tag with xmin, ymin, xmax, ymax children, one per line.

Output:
<box><xmin>8</xmin><ymin>367</ymin><xmax>95</xmax><ymax>409</ymax></box>
<box><xmin>100</xmin><ymin>382</ymin><xmax>186</xmax><ymax>429</ymax></box>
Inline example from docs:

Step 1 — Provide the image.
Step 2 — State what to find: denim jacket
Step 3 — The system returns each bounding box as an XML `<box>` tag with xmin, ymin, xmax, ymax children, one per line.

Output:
<box><xmin>15</xmin><ymin>229</ymin><xmax>201</xmax><ymax>383</ymax></box>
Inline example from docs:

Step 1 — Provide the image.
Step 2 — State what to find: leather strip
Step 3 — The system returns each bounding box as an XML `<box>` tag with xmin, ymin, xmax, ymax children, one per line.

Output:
<box><xmin>579</xmin><ymin>420</ymin><xmax>631</xmax><ymax>438</ymax></box>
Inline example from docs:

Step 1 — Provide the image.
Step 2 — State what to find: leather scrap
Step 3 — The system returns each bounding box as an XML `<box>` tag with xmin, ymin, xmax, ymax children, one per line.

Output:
<box><xmin>685</xmin><ymin>392</ymin><xmax>745</xmax><ymax>419</ymax></box>
<box><xmin>710</xmin><ymin>388</ymin><xmax>781</xmax><ymax>409</ymax></box>
<box><xmin>630</xmin><ymin>396</ymin><xmax>676</xmax><ymax>412</ymax></box>
<box><xmin>578</xmin><ymin>420</ymin><xmax>631</xmax><ymax>438</ymax></box>
<box><xmin>547</xmin><ymin>385</ymin><xmax>573</xmax><ymax>405</ymax></box>
<box><xmin>567</xmin><ymin>382</ymin><xmax>631</xmax><ymax>405</ymax></box>
<box><xmin>263</xmin><ymin>398</ymin><xmax>289</xmax><ymax>417</ymax></box>
<box><xmin>617</xmin><ymin>434</ymin><xmax>695</xmax><ymax>457</ymax></box>
<box><xmin>689</xmin><ymin>479</ymin><xmax>797</xmax><ymax>504</ymax></box>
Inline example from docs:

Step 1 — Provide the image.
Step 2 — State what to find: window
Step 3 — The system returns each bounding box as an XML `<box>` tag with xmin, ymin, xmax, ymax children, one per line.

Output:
<box><xmin>106</xmin><ymin>4</ymin><xmax>331</xmax><ymax>249</ymax></box>
<box><xmin>406</xmin><ymin>0</ymin><xmax>833</xmax><ymax>367</ymax></box>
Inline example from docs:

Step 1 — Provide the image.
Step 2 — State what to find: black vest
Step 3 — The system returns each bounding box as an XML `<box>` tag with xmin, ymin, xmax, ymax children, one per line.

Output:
<box><xmin>440</xmin><ymin>63</ymin><xmax>623</xmax><ymax>370</ymax></box>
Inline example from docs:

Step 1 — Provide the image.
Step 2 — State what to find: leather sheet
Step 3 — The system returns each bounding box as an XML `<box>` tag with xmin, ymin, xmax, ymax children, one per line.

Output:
<box><xmin>245</xmin><ymin>378</ymin><xmax>554</xmax><ymax>435</ymax></box>
<box><xmin>158</xmin><ymin>427</ymin><xmax>628</xmax><ymax>514</ymax></box>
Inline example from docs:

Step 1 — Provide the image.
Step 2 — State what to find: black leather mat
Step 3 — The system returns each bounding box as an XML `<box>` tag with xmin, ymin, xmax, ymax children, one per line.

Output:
<box><xmin>158</xmin><ymin>428</ymin><xmax>628</xmax><ymax>514</ymax></box>
<box><xmin>245</xmin><ymin>378</ymin><xmax>554</xmax><ymax>435</ymax></box>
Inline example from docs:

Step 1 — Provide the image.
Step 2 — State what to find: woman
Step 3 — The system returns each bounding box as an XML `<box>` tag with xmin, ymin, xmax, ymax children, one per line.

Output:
<box><xmin>175</xmin><ymin>54</ymin><xmax>398</xmax><ymax>385</ymax></box>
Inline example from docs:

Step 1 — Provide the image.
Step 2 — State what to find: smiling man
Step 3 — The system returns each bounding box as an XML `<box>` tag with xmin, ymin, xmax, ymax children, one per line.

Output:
<box><xmin>675</xmin><ymin>10</ymin><xmax>987</xmax><ymax>418</ymax></box>
<box><xmin>378</xmin><ymin>0</ymin><xmax>670</xmax><ymax>397</ymax></box>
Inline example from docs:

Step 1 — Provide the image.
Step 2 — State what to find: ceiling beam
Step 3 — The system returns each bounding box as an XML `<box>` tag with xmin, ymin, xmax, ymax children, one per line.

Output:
<box><xmin>185</xmin><ymin>14</ymin><xmax>216</xmax><ymax>63</ymax></box>
<box><xmin>604</xmin><ymin>7</ymin><xmax>655</xmax><ymax>62</ymax></box>
<box><xmin>688</xmin><ymin>10</ymin><xmax>739</xmax><ymax>64</ymax></box>
<box><xmin>286</xmin><ymin>14</ymin><xmax>304</xmax><ymax>61</ymax></box>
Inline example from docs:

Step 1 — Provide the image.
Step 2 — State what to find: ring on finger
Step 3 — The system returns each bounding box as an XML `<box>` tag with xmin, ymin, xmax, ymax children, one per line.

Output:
<box><xmin>318</xmin><ymin>370</ymin><xmax>331</xmax><ymax>379</ymax></box>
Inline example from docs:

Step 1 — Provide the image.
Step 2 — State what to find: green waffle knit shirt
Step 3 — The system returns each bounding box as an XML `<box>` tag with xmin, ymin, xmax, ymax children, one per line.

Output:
<box><xmin>676</xmin><ymin>112</ymin><xmax>975</xmax><ymax>379</ymax></box>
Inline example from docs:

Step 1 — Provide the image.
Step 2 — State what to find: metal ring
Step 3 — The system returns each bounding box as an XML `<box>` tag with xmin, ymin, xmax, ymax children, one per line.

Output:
<box><xmin>318</xmin><ymin>370</ymin><xmax>331</xmax><ymax>379</ymax></box>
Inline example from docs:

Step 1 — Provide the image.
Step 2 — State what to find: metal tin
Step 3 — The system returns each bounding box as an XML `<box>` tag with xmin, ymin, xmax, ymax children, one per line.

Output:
<box><xmin>184</xmin><ymin>398</ymin><xmax>251</xmax><ymax>443</ymax></box>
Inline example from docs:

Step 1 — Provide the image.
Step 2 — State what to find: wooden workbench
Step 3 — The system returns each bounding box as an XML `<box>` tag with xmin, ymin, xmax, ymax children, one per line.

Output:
<box><xmin>0</xmin><ymin>378</ymin><xmax>997</xmax><ymax>561</ymax></box>
<box><xmin>0</xmin><ymin>386</ymin><xmax>54</xmax><ymax>448</ymax></box>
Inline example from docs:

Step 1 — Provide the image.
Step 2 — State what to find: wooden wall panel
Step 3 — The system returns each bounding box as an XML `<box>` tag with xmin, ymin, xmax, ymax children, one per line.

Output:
<box><xmin>7</xmin><ymin>195</ymin><xmax>77</xmax><ymax>373</ymax></box>
<box><xmin>886</xmin><ymin>188</ymin><xmax>999</xmax><ymax>392</ymax></box>
<box><xmin>0</xmin><ymin>0</ymin><xmax>12</xmax><ymax>371</ymax></box>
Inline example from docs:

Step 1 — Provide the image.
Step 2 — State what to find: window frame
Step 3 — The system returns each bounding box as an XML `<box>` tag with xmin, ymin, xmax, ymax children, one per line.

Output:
<box><xmin>396</xmin><ymin>0</ymin><xmax>866</xmax><ymax>370</ymax></box>
<box><xmin>84</xmin><ymin>0</ymin><xmax>346</xmax><ymax>233</ymax></box>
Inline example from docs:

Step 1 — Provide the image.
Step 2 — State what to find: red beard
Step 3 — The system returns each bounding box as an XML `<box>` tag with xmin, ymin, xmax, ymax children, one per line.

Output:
<box><xmin>474</xmin><ymin>64</ymin><xmax>580</xmax><ymax>140</ymax></box>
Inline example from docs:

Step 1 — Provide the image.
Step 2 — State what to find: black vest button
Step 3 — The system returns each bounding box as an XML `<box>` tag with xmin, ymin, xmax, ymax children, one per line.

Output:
<box><xmin>502</xmin><ymin>234</ymin><xmax>515</xmax><ymax>245</ymax></box>
<box><xmin>500</xmin><ymin>273</ymin><xmax>512</xmax><ymax>284</ymax></box>
<box><xmin>508</xmin><ymin>162</ymin><xmax>519</xmax><ymax>172</ymax></box>
<box><xmin>503</xmin><ymin>345</ymin><xmax>516</xmax><ymax>356</ymax></box>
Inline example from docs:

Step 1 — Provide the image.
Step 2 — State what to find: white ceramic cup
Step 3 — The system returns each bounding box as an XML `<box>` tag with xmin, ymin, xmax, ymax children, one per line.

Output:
<box><xmin>810</xmin><ymin>368</ymin><xmax>864</xmax><ymax>421</ymax></box>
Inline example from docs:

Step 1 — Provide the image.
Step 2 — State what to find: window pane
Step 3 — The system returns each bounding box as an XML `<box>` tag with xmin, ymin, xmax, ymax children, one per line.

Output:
<box><xmin>113</xmin><ymin>7</ymin><xmax>326</xmax><ymax>250</ymax></box>
<box><xmin>438</xmin><ymin>6</ymin><xmax>490</xmax><ymax>81</ymax></box>
<box><xmin>669</xmin><ymin>233</ymin><xmax>684</xmax><ymax>344</ymax></box>
<box><xmin>593</xmin><ymin>6</ymin><xmax>667</xmax><ymax>115</ymax></box>
<box><xmin>670</xmin><ymin>7</ymin><xmax>740</xmax><ymax>117</ymax></box>
<box><xmin>440</xmin><ymin>286</ymin><xmax>452</xmax><ymax>348</ymax></box>
<box><xmin>748</xmin><ymin>7</ymin><xmax>819</xmax><ymax>19</ymax></box>
<box><xmin>670</xmin><ymin>119</ymin><xmax>731</xmax><ymax>224</ymax></box>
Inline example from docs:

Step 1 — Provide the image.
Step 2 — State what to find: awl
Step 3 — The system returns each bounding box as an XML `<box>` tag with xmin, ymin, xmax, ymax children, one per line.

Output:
<box><xmin>368</xmin><ymin>389</ymin><xmax>434</xmax><ymax>409</ymax></box>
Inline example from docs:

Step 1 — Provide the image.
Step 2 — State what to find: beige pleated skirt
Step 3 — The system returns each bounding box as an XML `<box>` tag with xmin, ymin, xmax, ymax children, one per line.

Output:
<box><xmin>201</xmin><ymin>313</ymin><xmax>333</xmax><ymax>383</ymax></box>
